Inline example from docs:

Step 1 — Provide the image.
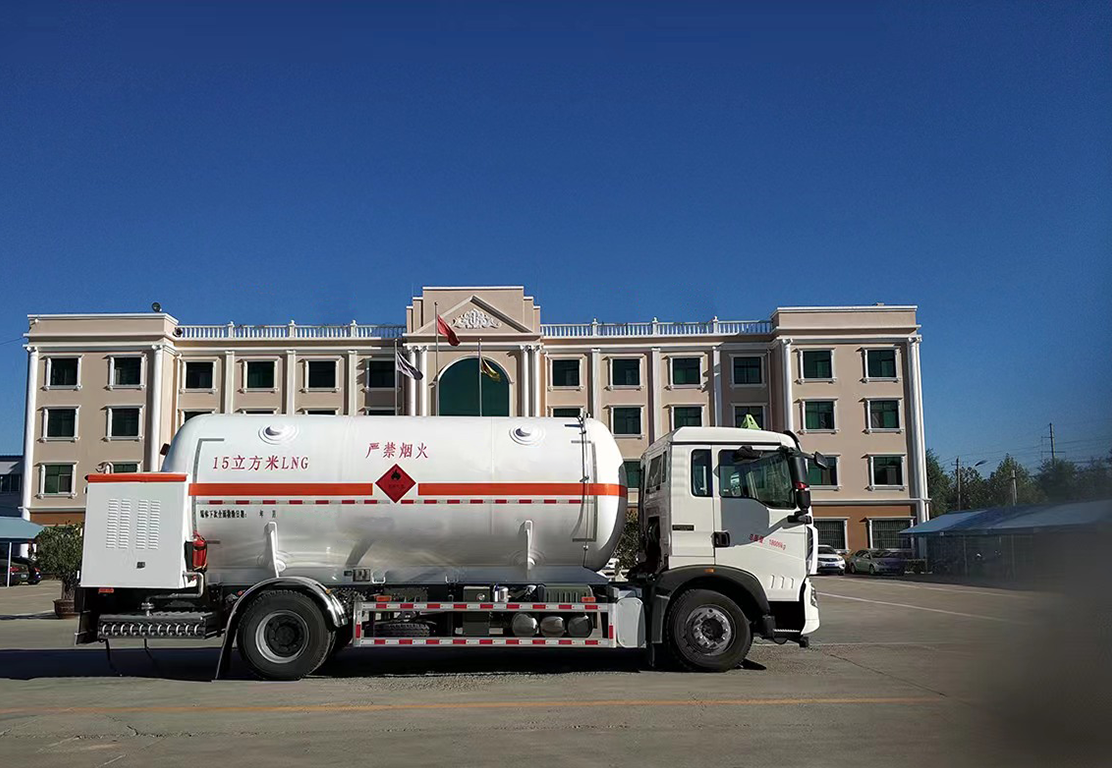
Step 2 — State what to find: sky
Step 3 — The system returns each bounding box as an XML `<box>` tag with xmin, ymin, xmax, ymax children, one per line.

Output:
<box><xmin>0</xmin><ymin>1</ymin><xmax>1109</xmax><ymax>473</ymax></box>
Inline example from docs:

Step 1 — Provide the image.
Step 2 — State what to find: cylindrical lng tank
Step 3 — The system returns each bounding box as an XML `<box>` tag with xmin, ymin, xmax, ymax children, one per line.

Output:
<box><xmin>161</xmin><ymin>415</ymin><xmax>628</xmax><ymax>586</ymax></box>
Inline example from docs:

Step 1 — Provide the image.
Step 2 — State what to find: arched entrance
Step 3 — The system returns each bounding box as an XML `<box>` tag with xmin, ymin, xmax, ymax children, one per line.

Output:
<box><xmin>437</xmin><ymin>358</ymin><xmax>511</xmax><ymax>416</ymax></box>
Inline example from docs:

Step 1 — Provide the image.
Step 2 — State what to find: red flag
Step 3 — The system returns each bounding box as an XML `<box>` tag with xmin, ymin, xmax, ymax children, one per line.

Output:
<box><xmin>436</xmin><ymin>315</ymin><xmax>461</xmax><ymax>346</ymax></box>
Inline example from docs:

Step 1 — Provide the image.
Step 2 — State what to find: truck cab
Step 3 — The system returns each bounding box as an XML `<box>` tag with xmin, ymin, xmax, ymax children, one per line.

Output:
<box><xmin>634</xmin><ymin>427</ymin><xmax>821</xmax><ymax>666</ymax></box>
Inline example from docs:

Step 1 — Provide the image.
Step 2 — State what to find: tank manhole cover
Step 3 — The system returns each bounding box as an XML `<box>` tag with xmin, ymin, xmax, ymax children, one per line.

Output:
<box><xmin>376</xmin><ymin>464</ymin><xmax>415</xmax><ymax>503</ymax></box>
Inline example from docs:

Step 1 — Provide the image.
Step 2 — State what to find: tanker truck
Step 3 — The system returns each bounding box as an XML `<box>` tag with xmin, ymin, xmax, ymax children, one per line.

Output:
<box><xmin>74</xmin><ymin>415</ymin><xmax>823</xmax><ymax>679</ymax></box>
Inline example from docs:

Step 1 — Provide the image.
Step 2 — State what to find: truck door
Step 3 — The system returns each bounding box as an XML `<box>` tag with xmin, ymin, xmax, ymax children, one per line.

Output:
<box><xmin>665</xmin><ymin>448</ymin><xmax>715</xmax><ymax>567</ymax></box>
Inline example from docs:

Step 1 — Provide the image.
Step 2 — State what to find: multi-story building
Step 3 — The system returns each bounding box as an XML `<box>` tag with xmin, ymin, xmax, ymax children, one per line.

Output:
<box><xmin>18</xmin><ymin>286</ymin><xmax>927</xmax><ymax>552</ymax></box>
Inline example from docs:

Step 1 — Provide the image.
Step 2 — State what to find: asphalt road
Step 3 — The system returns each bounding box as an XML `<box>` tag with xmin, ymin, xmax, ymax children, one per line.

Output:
<box><xmin>0</xmin><ymin>577</ymin><xmax>1106</xmax><ymax>768</ymax></box>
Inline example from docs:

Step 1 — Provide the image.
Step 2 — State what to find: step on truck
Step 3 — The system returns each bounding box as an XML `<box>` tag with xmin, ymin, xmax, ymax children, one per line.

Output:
<box><xmin>75</xmin><ymin>415</ymin><xmax>823</xmax><ymax>679</ymax></box>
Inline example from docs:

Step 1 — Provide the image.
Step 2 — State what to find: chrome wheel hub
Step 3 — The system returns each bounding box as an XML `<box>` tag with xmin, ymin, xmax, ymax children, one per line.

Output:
<box><xmin>256</xmin><ymin>610</ymin><xmax>309</xmax><ymax>664</ymax></box>
<box><xmin>687</xmin><ymin>606</ymin><xmax>733</xmax><ymax>655</ymax></box>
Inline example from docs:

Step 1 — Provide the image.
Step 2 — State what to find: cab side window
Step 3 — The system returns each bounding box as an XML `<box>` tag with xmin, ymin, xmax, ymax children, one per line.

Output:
<box><xmin>646</xmin><ymin>455</ymin><xmax>663</xmax><ymax>493</ymax></box>
<box><xmin>691</xmin><ymin>450</ymin><xmax>712</xmax><ymax>497</ymax></box>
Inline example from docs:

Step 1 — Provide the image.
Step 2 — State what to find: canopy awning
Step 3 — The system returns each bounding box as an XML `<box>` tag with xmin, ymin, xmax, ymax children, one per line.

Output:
<box><xmin>0</xmin><ymin>516</ymin><xmax>44</xmax><ymax>543</ymax></box>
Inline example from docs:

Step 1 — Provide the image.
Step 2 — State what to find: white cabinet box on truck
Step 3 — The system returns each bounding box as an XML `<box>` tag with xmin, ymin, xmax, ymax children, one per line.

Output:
<box><xmin>76</xmin><ymin>415</ymin><xmax>821</xmax><ymax>679</ymax></box>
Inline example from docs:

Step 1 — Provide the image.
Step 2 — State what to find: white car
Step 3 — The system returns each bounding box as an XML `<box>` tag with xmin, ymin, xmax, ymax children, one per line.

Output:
<box><xmin>816</xmin><ymin>545</ymin><xmax>846</xmax><ymax>575</ymax></box>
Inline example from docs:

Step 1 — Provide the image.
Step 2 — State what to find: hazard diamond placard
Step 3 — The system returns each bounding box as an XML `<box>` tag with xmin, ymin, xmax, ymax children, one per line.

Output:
<box><xmin>376</xmin><ymin>464</ymin><xmax>415</xmax><ymax>503</ymax></box>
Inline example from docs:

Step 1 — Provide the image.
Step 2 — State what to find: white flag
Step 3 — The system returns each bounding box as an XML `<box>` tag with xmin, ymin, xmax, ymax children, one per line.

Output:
<box><xmin>395</xmin><ymin>348</ymin><xmax>423</xmax><ymax>381</ymax></box>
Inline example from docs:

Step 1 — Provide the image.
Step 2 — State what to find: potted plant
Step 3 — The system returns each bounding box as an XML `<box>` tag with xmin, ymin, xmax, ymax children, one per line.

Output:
<box><xmin>34</xmin><ymin>524</ymin><xmax>84</xmax><ymax>618</ymax></box>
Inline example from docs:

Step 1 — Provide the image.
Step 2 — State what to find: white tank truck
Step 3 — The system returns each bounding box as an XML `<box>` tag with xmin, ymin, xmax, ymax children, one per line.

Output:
<box><xmin>75</xmin><ymin>415</ymin><xmax>825</xmax><ymax>679</ymax></box>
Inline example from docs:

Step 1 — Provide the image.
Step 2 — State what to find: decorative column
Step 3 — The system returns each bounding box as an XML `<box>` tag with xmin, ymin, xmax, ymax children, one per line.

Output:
<box><xmin>780</xmin><ymin>338</ymin><xmax>794</xmax><ymax>431</ymax></box>
<box><xmin>20</xmin><ymin>346</ymin><xmax>38</xmax><ymax>522</ymax></box>
<box><xmin>532</xmin><ymin>344</ymin><xmax>542</xmax><ymax>417</ymax></box>
<box><xmin>519</xmin><ymin>345</ymin><xmax>531</xmax><ymax>417</ymax></box>
<box><xmin>711</xmin><ymin>347</ymin><xmax>723</xmax><ymax>426</ymax></box>
<box><xmin>906</xmin><ymin>336</ymin><xmax>929</xmax><ymax>523</ymax></box>
<box><xmin>589</xmin><ymin>348</ymin><xmax>601</xmax><ymax>421</ymax></box>
<box><xmin>284</xmin><ymin>350</ymin><xmax>297</xmax><ymax>414</ymax></box>
<box><xmin>650</xmin><ymin>348</ymin><xmax>662</xmax><ymax>440</ymax></box>
<box><xmin>346</xmin><ymin>350</ymin><xmax>358</xmax><ymax>415</ymax></box>
<box><xmin>222</xmin><ymin>351</ymin><xmax>235</xmax><ymax>413</ymax></box>
<box><xmin>418</xmin><ymin>347</ymin><xmax>429</xmax><ymax>416</ymax></box>
<box><xmin>147</xmin><ymin>344</ymin><xmax>165</xmax><ymax>470</ymax></box>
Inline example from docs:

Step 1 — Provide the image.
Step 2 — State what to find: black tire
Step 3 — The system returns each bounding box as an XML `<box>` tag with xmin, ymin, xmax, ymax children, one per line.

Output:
<box><xmin>848</xmin><ymin>563</ymin><xmax>857</xmax><ymax>574</ymax></box>
<box><xmin>375</xmin><ymin>620</ymin><xmax>431</xmax><ymax>638</ymax></box>
<box><xmin>237</xmin><ymin>590</ymin><xmax>333</xmax><ymax>681</ymax></box>
<box><xmin>666</xmin><ymin>589</ymin><xmax>752</xmax><ymax>672</ymax></box>
<box><xmin>869</xmin><ymin>564</ymin><xmax>877</xmax><ymax>576</ymax></box>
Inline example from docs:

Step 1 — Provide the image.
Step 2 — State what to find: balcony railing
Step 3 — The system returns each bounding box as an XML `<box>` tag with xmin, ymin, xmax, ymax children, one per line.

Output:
<box><xmin>540</xmin><ymin>319</ymin><xmax>771</xmax><ymax>338</ymax></box>
<box><xmin>175</xmin><ymin>322</ymin><xmax>406</xmax><ymax>340</ymax></box>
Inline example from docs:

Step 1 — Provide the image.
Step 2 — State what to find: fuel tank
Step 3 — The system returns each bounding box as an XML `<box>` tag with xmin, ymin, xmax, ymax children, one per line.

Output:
<box><xmin>161</xmin><ymin>415</ymin><xmax>628</xmax><ymax>585</ymax></box>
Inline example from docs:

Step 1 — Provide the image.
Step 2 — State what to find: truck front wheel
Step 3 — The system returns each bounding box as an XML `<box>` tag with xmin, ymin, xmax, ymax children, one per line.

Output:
<box><xmin>237</xmin><ymin>590</ymin><xmax>333</xmax><ymax>680</ymax></box>
<box><xmin>667</xmin><ymin>589</ymin><xmax>752</xmax><ymax>672</ymax></box>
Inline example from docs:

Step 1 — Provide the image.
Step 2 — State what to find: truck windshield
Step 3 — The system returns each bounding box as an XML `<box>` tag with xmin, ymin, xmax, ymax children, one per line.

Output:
<box><xmin>717</xmin><ymin>449</ymin><xmax>794</xmax><ymax>509</ymax></box>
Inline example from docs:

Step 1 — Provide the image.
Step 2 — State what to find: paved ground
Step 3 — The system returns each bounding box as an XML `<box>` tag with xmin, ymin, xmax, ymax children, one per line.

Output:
<box><xmin>1</xmin><ymin>577</ymin><xmax>1108</xmax><ymax>768</ymax></box>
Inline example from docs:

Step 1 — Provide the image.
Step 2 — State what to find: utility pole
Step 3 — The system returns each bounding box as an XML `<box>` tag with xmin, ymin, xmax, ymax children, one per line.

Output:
<box><xmin>954</xmin><ymin>457</ymin><xmax>961</xmax><ymax>511</ymax></box>
<box><xmin>1049</xmin><ymin>422</ymin><xmax>1056</xmax><ymax>462</ymax></box>
<box><xmin>1010</xmin><ymin>468</ymin><xmax>1017</xmax><ymax>506</ymax></box>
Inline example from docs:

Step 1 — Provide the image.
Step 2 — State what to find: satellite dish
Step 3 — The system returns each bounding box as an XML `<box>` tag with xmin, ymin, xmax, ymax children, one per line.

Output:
<box><xmin>151</xmin><ymin>302</ymin><xmax>162</xmax><ymax>312</ymax></box>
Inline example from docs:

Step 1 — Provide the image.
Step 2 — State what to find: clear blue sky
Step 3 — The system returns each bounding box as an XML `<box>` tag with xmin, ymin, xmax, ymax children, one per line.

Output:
<box><xmin>1</xmin><ymin>1</ymin><xmax>1109</xmax><ymax>472</ymax></box>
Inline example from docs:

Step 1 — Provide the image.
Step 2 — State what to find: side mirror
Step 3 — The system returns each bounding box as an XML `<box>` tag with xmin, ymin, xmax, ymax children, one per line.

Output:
<box><xmin>812</xmin><ymin>452</ymin><xmax>829</xmax><ymax>470</ymax></box>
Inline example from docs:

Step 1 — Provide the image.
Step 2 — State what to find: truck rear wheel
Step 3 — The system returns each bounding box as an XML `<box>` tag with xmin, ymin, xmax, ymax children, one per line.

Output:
<box><xmin>237</xmin><ymin>590</ymin><xmax>333</xmax><ymax>680</ymax></box>
<box><xmin>667</xmin><ymin>589</ymin><xmax>752</xmax><ymax>672</ymax></box>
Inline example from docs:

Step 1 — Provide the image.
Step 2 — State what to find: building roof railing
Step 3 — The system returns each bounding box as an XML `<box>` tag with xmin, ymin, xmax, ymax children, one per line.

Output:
<box><xmin>175</xmin><ymin>323</ymin><xmax>407</xmax><ymax>340</ymax></box>
<box><xmin>540</xmin><ymin>319</ymin><xmax>771</xmax><ymax>338</ymax></box>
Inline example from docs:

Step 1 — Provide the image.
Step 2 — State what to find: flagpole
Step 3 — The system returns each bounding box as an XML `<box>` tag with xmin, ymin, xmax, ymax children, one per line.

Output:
<box><xmin>434</xmin><ymin>302</ymin><xmax>439</xmax><ymax>417</ymax></box>
<box><xmin>477</xmin><ymin>337</ymin><xmax>483</xmax><ymax>418</ymax></box>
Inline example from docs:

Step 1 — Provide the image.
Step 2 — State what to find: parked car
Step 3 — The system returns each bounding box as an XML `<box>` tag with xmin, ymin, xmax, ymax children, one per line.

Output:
<box><xmin>847</xmin><ymin>549</ymin><xmax>907</xmax><ymax>576</ymax></box>
<box><xmin>1</xmin><ymin>555</ymin><xmax>42</xmax><ymax>585</ymax></box>
<box><xmin>816</xmin><ymin>545</ymin><xmax>845</xmax><ymax>575</ymax></box>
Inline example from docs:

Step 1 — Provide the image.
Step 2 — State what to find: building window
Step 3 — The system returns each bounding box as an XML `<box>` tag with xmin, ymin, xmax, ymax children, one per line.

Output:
<box><xmin>367</xmin><ymin>360</ymin><xmax>395</xmax><ymax>389</ymax></box>
<box><xmin>364</xmin><ymin>408</ymin><xmax>396</xmax><ymax>416</ymax></box>
<box><xmin>246</xmin><ymin>361</ymin><xmax>275</xmax><ymax>390</ymax></box>
<box><xmin>551</xmin><ymin>359</ymin><xmax>581</xmax><ymax>387</ymax></box>
<box><xmin>304</xmin><ymin>409</ymin><xmax>336</xmax><ymax>415</ymax></box>
<box><xmin>814</xmin><ymin>520</ymin><xmax>847</xmax><ymax>551</ymax></box>
<box><xmin>612</xmin><ymin>407</ymin><xmax>642</xmax><ymax>436</ymax></box>
<box><xmin>307</xmin><ymin>360</ymin><xmax>336</xmax><ymax>390</ymax></box>
<box><xmin>45</xmin><ymin>408</ymin><xmax>77</xmax><ymax>439</ymax></box>
<box><xmin>671</xmin><ymin>357</ymin><xmax>701</xmax><ymax>386</ymax></box>
<box><xmin>181</xmin><ymin>411</ymin><xmax>208</xmax><ymax>424</ymax></box>
<box><xmin>109</xmin><ymin>407</ymin><xmax>141</xmax><ymax>439</ymax></box>
<box><xmin>552</xmin><ymin>407</ymin><xmax>581</xmax><ymax>418</ymax></box>
<box><xmin>241</xmin><ymin>409</ymin><xmax>276</xmax><ymax>415</ymax></box>
<box><xmin>868</xmin><ymin>400</ymin><xmax>901</xmax><ymax>430</ymax></box>
<box><xmin>611</xmin><ymin>359</ymin><xmax>640</xmax><ymax>387</ymax></box>
<box><xmin>691</xmin><ymin>449</ymin><xmax>712</xmax><ymax>497</ymax></box>
<box><xmin>0</xmin><ymin>473</ymin><xmax>22</xmax><ymax>494</ymax></box>
<box><xmin>802</xmin><ymin>350</ymin><xmax>833</xmax><ymax>380</ymax></box>
<box><xmin>867</xmin><ymin>349</ymin><xmax>898</xmax><ymax>380</ymax></box>
<box><xmin>870</xmin><ymin>456</ymin><xmax>905</xmax><ymax>488</ymax></box>
<box><xmin>111</xmin><ymin>462</ymin><xmax>139</xmax><ymax>474</ymax></box>
<box><xmin>111</xmin><ymin>357</ymin><xmax>142</xmax><ymax>387</ymax></box>
<box><xmin>807</xmin><ymin>456</ymin><xmax>839</xmax><ymax>487</ymax></box>
<box><xmin>734</xmin><ymin>405</ymin><xmax>765</xmax><ymax>429</ymax></box>
<box><xmin>870</xmin><ymin>519</ymin><xmax>913</xmax><ymax>549</ymax></box>
<box><xmin>673</xmin><ymin>406</ymin><xmax>702</xmax><ymax>428</ymax></box>
<box><xmin>804</xmin><ymin>400</ymin><xmax>836</xmax><ymax>431</ymax></box>
<box><xmin>184</xmin><ymin>361</ymin><xmax>214</xmax><ymax>390</ymax></box>
<box><xmin>48</xmin><ymin>357</ymin><xmax>79</xmax><ymax>387</ymax></box>
<box><xmin>41</xmin><ymin>464</ymin><xmax>74</xmax><ymax>495</ymax></box>
<box><xmin>732</xmin><ymin>356</ymin><xmax>762</xmax><ymax>385</ymax></box>
<box><xmin>623</xmin><ymin>460</ymin><xmax>642</xmax><ymax>491</ymax></box>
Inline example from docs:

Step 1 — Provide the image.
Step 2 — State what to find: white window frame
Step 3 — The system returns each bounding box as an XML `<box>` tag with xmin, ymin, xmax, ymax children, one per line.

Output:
<box><xmin>670</xmin><ymin>404</ymin><xmax>705</xmax><ymax>430</ymax></box>
<box><xmin>814</xmin><ymin>517</ymin><xmax>849</xmax><ymax>552</ymax></box>
<box><xmin>800</xmin><ymin>399</ymin><xmax>838</xmax><ymax>434</ymax></box>
<box><xmin>549</xmin><ymin>357</ymin><xmax>583</xmax><ymax>390</ymax></box>
<box><xmin>862</xmin><ymin>347</ymin><xmax>901</xmax><ymax>383</ymax></box>
<box><xmin>867</xmin><ymin>517</ymin><xmax>915</xmax><ymax>549</ymax></box>
<box><xmin>303</xmin><ymin>358</ymin><xmax>340</xmax><ymax>393</ymax></box>
<box><xmin>41</xmin><ymin>406</ymin><xmax>79</xmax><ymax>442</ymax></box>
<box><xmin>179</xmin><ymin>409</ymin><xmax>216</xmax><ymax>427</ymax></box>
<box><xmin>668</xmin><ymin>356</ymin><xmax>703</xmax><ymax>389</ymax></box>
<box><xmin>610</xmin><ymin>405</ymin><xmax>644</xmax><ymax>438</ymax></box>
<box><xmin>867</xmin><ymin>454</ymin><xmax>907</xmax><ymax>491</ymax></box>
<box><xmin>109</xmin><ymin>461</ymin><xmax>142</xmax><ymax>474</ymax></box>
<box><xmin>181</xmin><ymin>358</ymin><xmax>217</xmax><ymax>393</ymax></box>
<box><xmin>865</xmin><ymin>398</ymin><xmax>903</xmax><ymax>433</ymax></box>
<box><xmin>108</xmin><ymin>355</ymin><xmax>145</xmax><ymax>390</ymax></box>
<box><xmin>38</xmin><ymin>462</ymin><xmax>77</xmax><ymax>498</ymax></box>
<box><xmin>798</xmin><ymin>348</ymin><xmax>836</xmax><ymax>383</ymax></box>
<box><xmin>732</xmin><ymin>403</ymin><xmax>767</xmax><ymax>429</ymax></box>
<box><xmin>242</xmin><ymin>358</ymin><xmax>279</xmax><ymax>393</ymax></box>
<box><xmin>808</xmin><ymin>452</ymin><xmax>841</xmax><ymax>490</ymax></box>
<box><xmin>730</xmin><ymin>354</ymin><xmax>765</xmax><ymax>387</ymax></box>
<box><xmin>365</xmin><ymin>358</ymin><xmax>397</xmax><ymax>391</ymax></box>
<box><xmin>301</xmin><ymin>408</ymin><xmax>338</xmax><ymax>415</ymax></box>
<box><xmin>107</xmin><ymin>405</ymin><xmax>144</xmax><ymax>441</ymax></box>
<box><xmin>364</xmin><ymin>407</ymin><xmax>397</xmax><ymax>416</ymax></box>
<box><xmin>608</xmin><ymin>357</ymin><xmax>642</xmax><ymax>390</ymax></box>
<box><xmin>43</xmin><ymin>355</ymin><xmax>82</xmax><ymax>391</ymax></box>
<box><xmin>549</xmin><ymin>406</ymin><xmax>584</xmax><ymax>418</ymax></box>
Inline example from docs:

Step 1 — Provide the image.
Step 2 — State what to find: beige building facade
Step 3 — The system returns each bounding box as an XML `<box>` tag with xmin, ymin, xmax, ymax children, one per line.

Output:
<box><xmin>19</xmin><ymin>286</ymin><xmax>928</xmax><ymax>553</ymax></box>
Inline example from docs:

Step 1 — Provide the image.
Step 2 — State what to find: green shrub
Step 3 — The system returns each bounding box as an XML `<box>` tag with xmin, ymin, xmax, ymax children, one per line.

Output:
<box><xmin>34</xmin><ymin>524</ymin><xmax>84</xmax><ymax>599</ymax></box>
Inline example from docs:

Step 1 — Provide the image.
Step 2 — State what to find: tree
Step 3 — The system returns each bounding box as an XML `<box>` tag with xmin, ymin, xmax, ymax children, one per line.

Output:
<box><xmin>1036</xmin><ymin>458</ymin><xmax>1079</xmax><ymax>503</ymax></box>
<box><xmin>34</xmin><ymin>524</ymin><xmax>84</xmax><ymax>601</ymax></box>
<box><xmin>1074</xmin><ymin>453</ymin><xmax>1112</xmax><ymax>500</ymax></box>
<box><xmin>986</xmin><ymin>455</ymin><xmax>1043</xmax><ymax>507</ymax></box>
<box><xmin>954</xmin><ymin>466</ymin><xmax>990</xmax><ymax>511</ymax></box>
<box><xmin>926</xmin><ymin>449</ymin><xmax>952</xmax><ymax>516</ymax></box>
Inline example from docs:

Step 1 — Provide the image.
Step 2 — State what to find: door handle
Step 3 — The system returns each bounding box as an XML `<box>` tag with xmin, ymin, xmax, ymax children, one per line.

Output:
<box><xmin>712</xmin><ymin>531</ymin><xmax>731</xmax><ymax>548</ymax></box>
